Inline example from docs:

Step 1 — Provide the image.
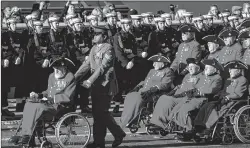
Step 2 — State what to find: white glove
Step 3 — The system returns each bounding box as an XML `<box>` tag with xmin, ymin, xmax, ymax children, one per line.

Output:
<box><xmin>126</xmin><ymin>61</ymin><xmax>134</xmax><ymax>70</ymax></box>
<box><xmin>3</xmin><ymin>59</ymin><xmax>9</xmax><ymax>68</ymax></box>
<box><xmin>30</xmin><ymin>92</ymin><xmax>38</xmax><ymax>99</ymax></box>
<box><xmin>41</xmin><ymin>97</ymin><xmax>48</xmax><ymax>101</ymax></box>
<box><xmin>15</xmin><ymin>57</ymin><xmax>21</xmax><ymax>65</ymax></box>
<box><xmin>141</xmin><ymin>52</ymin><xmax>148</xmax><ymax>58</ymax></box>
<box><xmin>85</xmin><ymin>56</ymin><xmax>89</xmax><ymax>61</ymax></box>
<box><xmin>42</xmin><ymin>59</ymin><xmax>50</xmax><ymax>68</ymax></box>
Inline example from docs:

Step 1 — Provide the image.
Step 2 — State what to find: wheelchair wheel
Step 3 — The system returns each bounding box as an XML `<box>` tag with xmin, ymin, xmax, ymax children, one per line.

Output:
<box><xmin>40</xmin><ymin>140</ymin><xmax>53</xmax><ymax>148</ymax></box>
<box><xmin>233</xmin><ymin>105</ymin><xmax>250</xmax><ymax>144</ymax></box>
<box><xmin>55</xmin><ymin>113</ymin><xmax>91</xmax><ymax>148</ymax></box>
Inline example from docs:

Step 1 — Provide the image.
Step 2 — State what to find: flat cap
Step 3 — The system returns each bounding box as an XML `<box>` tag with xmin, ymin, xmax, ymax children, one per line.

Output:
<box><xmin>48</xmin><ymin>15</ymin><xmax>60</xmax><ymax>22</ymax></box>
<box><xmin>65</xmin><ymin>14</ymin><xmax>77</xmax><ymax>20</ymax></box>
<box><xmin>202</xmin><ymin>35</ymin><xmax>225</xmax><ymax>46</ymax></box>
<box><xmin>154</xmin><ymin>17</ymin><xmax>165</xmax><ymax>22</ymax></box>
<box><xmin>130</xmin><ymin>15</ymin><xmax>142</xmax><ymax>20</ymax></box>
<box><xmin>50</xmin><ymin>57</ymin><xmax>75</xmax><ymax>68</ymax></box>
<box><xmin>33</xmin><ymin>20</ymin><xmax>43</xmax><ymax>26</ymax></box>
<box><xmin>186</xmin><ymin>58</ymin><xmax>200</xmax><ymax>66</ymax></box>
<box><xmin>178</xmin><ymin>24</ymin><xmax>198</xmax><ymax>32</ymax></box>
<box><xmin>218</xmin><ymin>28</ymin><xmax>239</xmax><ymax>38</ymax></box>
<box><xmin>224</xmin><ymin>60</ymin><xmax>248</xmax><ymax>70</ymax></box>
<box><xmin>238</xmin><ymin>30</ymin><xmax>250</xmax><ymax>39</ymax></box>
<box><xmin>6</xmin><ymin>18</ymin><xmax>17</xmax><ymax>24</ymax></box>
<box><xmin>182</xmin><ymin>12</ymin><xmax>193</xmax><ymax>17</ymax></box>
<box><xmin>87</xmin><ymin>15</ymin><xmax>98</xmax><ymax>21</ymax></box>
<box><xmin>161</xmin><ymin>13</ymin><xmax>171</xmax><ymax>18</ymax></box>
<box><xmin>120</xmin><ymin>18</ymin><xmax>132</xmax><ymax>24</ymax></box>
<box><xmin>202</xmin><ymin>58</ymin><xmax>224</xmax><ymax>71</ymax></box>
<box><xmin>148</xmin><ymin>54</ymin><xmax>171</xmax><ymax>63</ymax></box>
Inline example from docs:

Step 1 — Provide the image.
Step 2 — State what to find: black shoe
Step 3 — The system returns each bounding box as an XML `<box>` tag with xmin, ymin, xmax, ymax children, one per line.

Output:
<box><xmin>86</xmin><ymin>142</ymin><xmax>105</xmax><ymax>148</ymax></box>
<box><xmin>2</xmin><ymin>109</ymin><xmax>15</xmax><ymax>117</ymax></box>
<box><xmin>81</xmin><ymin>106</ymin><xmax>92</xmax><ymax>113</ymax></box>
<box><xmin>20</xmin><ymin>135</ymin><xmax>31</xmax><ymax>145</ymax></box>
<box><xmin>112</xmin><ymin>133</ymin><xmax>126</xmax><ymax>148</ymax></box>
<box><xmin>113</xmin><ymin>105</ymin><xmax>120</xmax><ymax>114</ymax></box>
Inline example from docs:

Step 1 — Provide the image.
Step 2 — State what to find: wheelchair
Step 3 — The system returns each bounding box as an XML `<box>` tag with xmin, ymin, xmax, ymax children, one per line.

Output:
<box><xmin>9</xmin><ymin>103</ymin><xmax>91</xmax><ymax>148</ymax></box>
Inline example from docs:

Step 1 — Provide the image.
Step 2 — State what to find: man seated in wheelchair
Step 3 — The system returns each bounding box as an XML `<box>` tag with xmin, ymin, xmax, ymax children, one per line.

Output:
<box><xmin>194</xmin><ymin>60</ymin><xmax>249</xmax><ymax>136</ymax></box>
<box><xmin>20</xmin><ymin>57</ymin><xmax>76</xmax><ymax>145</ymax></box>
<box><xmin>120</xmin><ymin>54</ymin><xmax>175</xmax><ymax>128</ymax></box>
<box><xmin>149</xmin><ymin>58</ymin><xmax>222</xmax><ymax>131</ymax></box>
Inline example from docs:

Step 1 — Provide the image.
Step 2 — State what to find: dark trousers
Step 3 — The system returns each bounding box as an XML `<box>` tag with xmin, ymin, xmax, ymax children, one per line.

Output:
<box><xmin>91</xmin><ymin>83</ymin><xmax>125</xmax><ymax>144</ymax></box>
<box><xmin>76</xmin><ymin>85</ymin><xmax>90</xmax><ymax>109</ymax></box>
<box><xmin>2</xmin><ymin>67</ymin><xmax>10</xmax><ymax>109</ymax></box>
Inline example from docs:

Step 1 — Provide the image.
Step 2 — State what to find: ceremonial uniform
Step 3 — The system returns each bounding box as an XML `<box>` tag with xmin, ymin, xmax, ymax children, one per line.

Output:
<box><xmin>21</xmin><ymin>70</ymin><xmax>76</xmax><ymax>136</ymax></box>
<box><xmin>170</xmin><ymin>59</ymin><xmax>223</xmax><ymax>131</ymax></box>
<box><xmin>121</xmin><ymin>55</ymin><xmax>174</xmax><ymax>128</ymax></box>
<box><xmin>74</xmin><ymin>26</ymin><xmax>125</xmax><ymax>147</ymax></box>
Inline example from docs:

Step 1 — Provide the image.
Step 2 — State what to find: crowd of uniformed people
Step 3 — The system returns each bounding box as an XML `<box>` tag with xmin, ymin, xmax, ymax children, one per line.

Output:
<box><xmin>2</xmin><ymin>1</ymin><xmax>250</xmax><ymax>148</ymax></box>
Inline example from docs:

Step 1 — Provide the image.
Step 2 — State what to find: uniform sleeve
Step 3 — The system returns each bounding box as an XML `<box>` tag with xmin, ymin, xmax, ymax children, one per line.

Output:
<box><xmin>236</xmin><ymin>45</ymin><xmax>244</xmax><ymax>61</ymax></box>
<box><xmin>154</xmin><ymin>68</ymin><xmax>175</xmax><ymax>91</ymax></box>
<box><xmin>170</xmin><ymin>48</ymin><xmax>180</xmax><ymax>72</ymax></box>
<box><xmin>54</xmin><ymin>74</ymin><xmax>76</xmax><ymax>104</ymax></box>
<box><xmin>41</xmin><ymin>74</ymin><xmax>53</xmax><ymax>98</ymax></box>
<box><xmin>227</xmin><ymin>78</ymin><xmax>248</xmax><ymax>99</ymax></box>
<box><xmin>199</xmin><ymin>76</ymin><xmax>222</xmax><ymax>95</ymax></box>
<box><xmin>88</xmin><ymin>46</ymin><xmax>115</xmax><ymax>84</ymax></box>
<box><xmin>113</xmin><ymin>34</ymin><xmax>129</xmax><ymax>67</ymax></box>
<box><xmin>74</xmin><ymin>57</ymin><xmax>91</xmax><ymax>82</ymax></box>
<box><xmin>191</xmin><ymin>43</ymin><xmax>202</xmax><ymax>61</ymax></box>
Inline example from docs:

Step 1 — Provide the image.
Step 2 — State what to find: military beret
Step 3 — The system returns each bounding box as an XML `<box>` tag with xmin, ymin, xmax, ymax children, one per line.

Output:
<box><xmin>203</xmin><ymin>14</ymin><xmax>213</xmax><ymax>19</ymax></box>
<box><xmin>186</xmin><ymin>58</ymin><xmax>200</xmax><ymax>66</ymax></box>
<box><xmin>93</xmin><ymin>25</ymin><xmax>109</xmax><ymax>33</ymax></box>
<box><xmin>202</xmin><ymin>35</ymin><xmax>225</xmax><ymax>46</ymax></box>
<box><xmin>148</xmin><ymin>54</ymin><xmax>170</xmax><ymax>63</ymax></box>
<box><xmin>130</xmin><ymin>15</ymin><xmax>142</xmax><ymax>20</ymax></box>
<box><xmin>71</xmin><ymin>18</ymin><xmax>82</xmax><ymax>24</ymax></box>
<box><xmin>202</xmin><ymin>58</ymin><xmax>224</xmax><ymax>71</ymax></box>
<box><xmin>141</xmin><ymin>12</ymin><xmax>154</xmax><ymax>17</ymax></box>
<box><xmin>50</xmin><ymin>57</ymin><xmax>75</xmax><ymax>68</ymax></box>
<box><xmin>178</xmin><ymin>24</ymin><xmax>198</xmax><ymax>32</ymax></box>
<box><xmin>228</xmin><ymin>15</ymin><xmax>239</xmax><ymax>21</ymax></box>
<box><xmin>106</xmin><ymin>12</ymin><xmax>117</xmax><ymax>18</ymax></box>
<box><xmin>161</xmin><ymin>13</ymin><xmax>171</xmax><ymax>18</ymax></box>
<box><xmin>232</xmin><ymin>6</ymin><xmax>242</xmax><ymax>13</ymax></box>
<box><xmin>6</xmin><ymin>18</ymin><xmax>17</xmax><ymax>24</ymax></box>
<box><xmin>87</xmin><ymin>15</ymin><xmax>98</xmax><ymax>21</ymax></box>
<box><xmin>33</xmin><ymin>20</ymin><xmax>43</xmax><ymax>26</ymax></box>
<box><xmin>192</xmin><ymin>16</ymin><xmax>204</xmax><ymax>22</ymax></box>
<box><xmin>154</xmin><ymin>17</ymin><xmax>165</xmax><ymax>22</ymax></box>
<box><xmin>65</xmin><ymin>14</ymin><xmax>77</xmax><ymax>20</ymax></box>
<box><xmin>218</xmin><ymin>28</ymin><xmax>239</xmax><ymax>38</ymax></box>
<box><xmin>182</xmin><ymin>12</ymin><xmax>193</xmax><ymax>17</ymax></box>
<box><xmin>120</xmin><ymin>18</ymin><xmax>132</xmax><ymax>24</ymax></box>
<box><xmin>238</xmin><ymin>30</ymin><xmax>250</xmax><ymax>39</ymax></box>
<box><xmin>128</xmin><ymin>9</ymin><xmax>138</xmax><ymax>16</ymax></box>
<box><xmin>224</xmin><ymin>60</ymin><xmax>248</xmax><ymax>70</ymax></box>
<box><xmin>239</xmin><ymin>19</ymin><xmax>250</xmax><ymax>29</ymax></box>
<box><xmin>48</xmin><ymin>15</ymin><xmax>60</xmax><ymax>22</ymax></box>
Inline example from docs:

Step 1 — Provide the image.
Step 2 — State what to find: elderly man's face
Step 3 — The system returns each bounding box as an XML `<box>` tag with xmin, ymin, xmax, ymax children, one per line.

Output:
<box><xmin>153</xmin><ymin>62</ymin><xmax>164</xmax><ymax>70</ymax></box>
<box><xmin>196</xmin><ymin>20</ymin><xmax>204</xmax><ymax>30</ymax></box>
<box><xmin>210</xmin><ymin>6</ymin><xmax>218</xmax><ymax>15</ymax></box>
<box><xmin>90</xmin><ymin>19</ymin><xmax>98</xmax><ymax>26</ymax></box>
<box><xmin>157</xmin><ymin>22</ymin><xmax>165</xmax><ymax>30</ymax></box>
<box><xmin>68</xmin><ymin>5</ymin><xmax>75</xmax><ymax>14</ymax></box>
<box><xmin>122</xmin><ymin>23</ymin><xmax>131</xmax><ymax>32</ymax></box>
<box><xmin>4</xmin><ymin>7</ymin><xmax>11</xmax><ymax>18</ymax></box>
<box><xmin>207</xmin><ymin>18</ymin><xmax>213</xmax><ymax>27</ymax></box>
<box><xmin>51</xmin><ymin>21</ymin><xmax>59</xmax><ymax>30</ymax></box>
<box><xmin>229</xmin><ymin>68</ymin><xmax>241</xmax><ymax>78</ymax></box>
<box><xmin>9</xmin><ymin>23</ymin><xmax>16</xmax><ymax>31</ymax></box>
<box><xmin>107</xmin><ymin>17</ymin><xmax>117</xmax><ymax>26</ymax></box>
<box><xmin>205</xmin><ymin>65</ymin><xmax>217</xmax><ymax>76</ymax></box>
<box><xmin>208</xmin><ymin>42</ymin><xmax>219</xmax><ymax>53</ymax></box>
<box><xmin>182</xmin><ymin>32</ymin><xmax>193</xmax><ymax>41</ymax></box>
<box><xmin>165</xmin><ymin>18</ymin><xmax>172</xmax><ymax>26</ymax></box>
<box><xmin>54</xmin><ymin>66</ymin><xmax>67</xmax><ymax>79</ymax></box>
<box><xmin>74</xmin><ymin>22</ymin><xmax>82</xmax><ymax>32</ymax></box>
<box><xmin>35</xmin><ymin>25</ymin><xmax>43</xmax><ymax>34</ymax></box>
<box><xmin>188</xmin><ymin>63</ymin><xmax>200</xmax><ymax>75</ymax></box>
<box><xmin>223</xmin><ymin>36</ymin><xmax>236</xmax><ymax>46</ymax></box>
<box><xmin>133</xmin><ymin>20</ymin><xmax>141</xmax><ymax>27</ymax></box>
<box><xmin>93</xmin><ymin>33</ymin><xmax>105</xmax><ymax>44</ymax></box>
<box><xmin>185</xmin><ymin>17</ymin><xmax>192</xmax><ymax>24</ymax></box>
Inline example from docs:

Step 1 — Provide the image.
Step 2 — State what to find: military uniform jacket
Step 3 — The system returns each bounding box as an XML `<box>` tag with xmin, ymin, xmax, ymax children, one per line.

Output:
<box><xmin>242</xmin><ymin>48</ymin><xmax>250</xmax><ymax>66</ymax></box>
<box><xmin>218</xmin><ymin>75</ymin><xmax>248</xmax><ymax>99</ymax></box>
<box><xmin>113</xmin><ymin>31</ymin><xmax>137</xmax><ymax>67</ymax></box>
<box><xmin>107</xmin><ymin>24</ymin><xmax>119</xmax><ymax>45</ymax></box>
<box><xmin>2</xmin><ymin>31</ymin><xmax>24</xmax><ymax>65</ymax></box>
<box><xmin>74</xmin><ymin>43</ymin><xmax>117</xmax><ymax>96</ymax></box>
<box><xmin>41</xmin><ymin>71</ymin><xmax>76</xmax><ymax>105</ymax></box>
<box><xmin>27</xmin><ymin>32</ymin><xmax>51</xmax><ymax>66</ymax></box>
<box><xmin>206</xmin><ymin>50</ymin><xmax>220</xmax><ymax>61</ymax></box>
<box><xmin>171</xmin><ymin>40</ymin><xmax>201</xmax><ymax>73</ymax></box>
<box><xmin>217</xmin><ymin>42</ymin><xmax>243</xmax><ymax>65</ymax></box>
<box><xmin>137</xmin><ymin>67</ymin><xmax>175</xmax><ymax>92</ymax></box>
<box><xmin>66</xmin><ymin>30</ymin><xmax>92</xmax><ymax>65</ymax></box>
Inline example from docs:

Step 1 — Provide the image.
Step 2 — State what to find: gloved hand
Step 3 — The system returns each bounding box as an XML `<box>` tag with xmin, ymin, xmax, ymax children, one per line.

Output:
<box><xmin>81</xmin><ymin>80</ymin><xmax>92</xmax><ymax>89</ymax></box>
<box><xmin>141</xmin><ymin>52</ymin><xmax>148</xmax><ymax>58</ymax></box>
<box><xmin>126</xmin><ymin>61</ymin><xmax>134</xmax><ymax>70</ymax></box>
<box><xmin>15</xmin><ymin>57</ymin><xmax>21</xmax><ymax>65</ymax></box>
<box><xmin>42</xmin><ymin>59</ymin><xmax>50</xmax><ymax>68</ymax></box>
<box><xmin>3</xmin><ymin>59</ymin><xmax>9</xmax><ymax>68</ymax></box>
<box><xmin>220</xmin><ymin>96</ymin><xmax>230</xmax><ymax>105</ymax></box>
<box><xmin>141</xmin><ymin>86</ymin><xmax>159</xmax><ymax>100</ymax></box>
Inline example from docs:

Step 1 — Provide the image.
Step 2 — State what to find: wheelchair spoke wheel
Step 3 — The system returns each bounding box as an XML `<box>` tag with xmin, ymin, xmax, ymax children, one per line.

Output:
<box><xmin>234</xmin><ymin>105</ymin><xmax>250</xmax><ymax>144</ymax></box>
<box><xmin>55</xmin><ymin>113</ymin><xmax>91</xmax><ymax>148</ymax></box>
<box><xmin>40</xmin><ymin>140</ymin><xmax>53</xmax><ymax>148</ymax></box>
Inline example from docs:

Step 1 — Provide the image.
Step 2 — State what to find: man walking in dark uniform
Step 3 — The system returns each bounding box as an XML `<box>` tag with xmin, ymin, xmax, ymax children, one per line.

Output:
<box><xmin>75</xmin><ymin>26</ymin><xmax>126</xmax><ymax>148</ymax></box>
